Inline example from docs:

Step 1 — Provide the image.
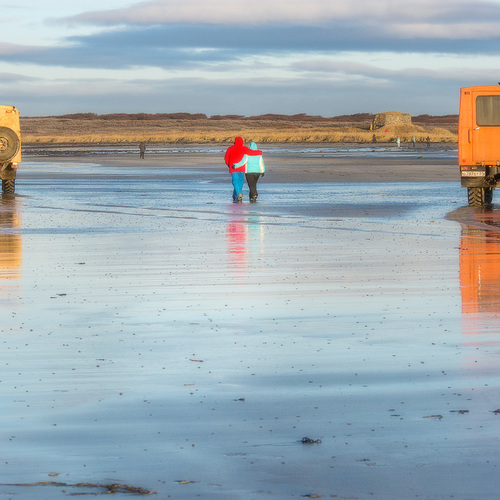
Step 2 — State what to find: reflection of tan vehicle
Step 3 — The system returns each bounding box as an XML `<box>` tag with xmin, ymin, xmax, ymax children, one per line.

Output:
<box><xmin>0</xmin><ymin>105</ymin><xmax>21</xmax><ymax>194</ymax></box>
<box><xmin>0</xmin><ymin>196</ymin><xmax>22</xmax><ymax>280</ymax></box>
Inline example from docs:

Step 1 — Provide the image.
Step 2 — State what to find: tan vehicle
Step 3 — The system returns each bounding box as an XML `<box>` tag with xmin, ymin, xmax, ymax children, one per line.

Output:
<box><xmin>0</xmin><ymin>105</ymin><xmax>21</xmax><ymax>194</ymax></box>
<box><xmin>459</xmin><ymin>85</ymin><xmax>500</xmax><ymax>206</ymax></box>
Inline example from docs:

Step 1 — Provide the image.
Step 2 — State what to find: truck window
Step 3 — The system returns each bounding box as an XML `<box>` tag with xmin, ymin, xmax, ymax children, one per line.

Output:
<box><xmin>476</xmin><ymin>95</ymin><xmax>500</xmax><ymax>126</ymax></box>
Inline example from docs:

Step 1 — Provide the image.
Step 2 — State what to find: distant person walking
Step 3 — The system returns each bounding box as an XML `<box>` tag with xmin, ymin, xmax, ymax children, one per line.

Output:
<box><xmin>139</xmin><ymin>142</ymin><xmax>146</xmax><ymax>159</ymax></box>
<box><xmin>224</xmin><ymin>137</ymin><xmax>262</xmax><ymax>202</ymax></box>
<box><xmin>234</xmin><ymin>142</ymin><xmax>265</xmax><ymax>203</ymax></box>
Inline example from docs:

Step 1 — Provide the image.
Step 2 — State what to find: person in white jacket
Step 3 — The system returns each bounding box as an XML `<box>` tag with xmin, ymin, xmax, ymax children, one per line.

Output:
<box><xmin>234</xmin><ymin>141</ymin><xmax>265</xmax><ymax>202</ymax></box>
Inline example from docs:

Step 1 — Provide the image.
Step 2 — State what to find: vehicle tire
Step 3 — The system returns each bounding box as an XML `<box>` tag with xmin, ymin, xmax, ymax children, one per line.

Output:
<box><xmin>468</xmin><ymin>187</ymin><xmax>493</xmax><ymax>206</ymax></box>
<box><xmin>2</xmin><ymin>179</ymin><xmax>15</xmax><ymax>194</ymax></box>
<box><xmin>0</xmin><ymin>127</ymin><xmax>20</xmax><ymax>162</ymax></box>
<box><xmin>485</xmin><ymin>188</ymin><xmax>493</xmax><ymax>204</ymax></box>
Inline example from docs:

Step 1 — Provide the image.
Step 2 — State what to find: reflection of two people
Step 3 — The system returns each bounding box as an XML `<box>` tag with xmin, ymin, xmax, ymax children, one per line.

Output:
<box><xmin>226</xmin><ymin>213</ymin><xmax>264</xmax><ymax>277</ymax></box>
<box><xmin>0</xmin><ymin>195</ymin><xmax>22</xmax><ymax>280</ymax></box>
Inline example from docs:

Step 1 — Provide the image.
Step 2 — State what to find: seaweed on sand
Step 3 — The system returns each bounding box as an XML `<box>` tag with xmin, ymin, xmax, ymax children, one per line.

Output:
<box><xmin>2</xmin><ymin>481</ymin><xmax>157</xmax><ymax>495</ymax></box>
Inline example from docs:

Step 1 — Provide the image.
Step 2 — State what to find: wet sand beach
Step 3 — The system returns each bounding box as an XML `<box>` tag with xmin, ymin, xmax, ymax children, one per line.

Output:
<box><xmin>1</xmin><ymin>144</ymin><xmax>499</xmax><ymax>499</ymax></box>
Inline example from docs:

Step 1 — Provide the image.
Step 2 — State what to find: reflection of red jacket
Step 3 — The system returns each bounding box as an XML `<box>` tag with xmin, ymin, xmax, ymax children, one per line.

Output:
<box><xmin>224</xmin><ymin>137</ymin><xmax>262</xmax><ymax>173</ymax></box>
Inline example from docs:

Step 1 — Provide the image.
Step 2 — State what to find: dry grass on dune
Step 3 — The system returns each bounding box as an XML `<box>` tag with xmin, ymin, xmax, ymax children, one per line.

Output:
<box><xmin>20</xmin><ymin>114</ymin><xmax>458</xmax><ymax>145</ymax></box>
<box><xmin>370</xmin><ymin>124</ymin><xmax>455</xmax><ymax>143</ymax></box>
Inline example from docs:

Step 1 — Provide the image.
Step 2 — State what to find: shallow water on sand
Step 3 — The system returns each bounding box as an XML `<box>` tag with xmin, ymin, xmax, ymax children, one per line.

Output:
<box><xmin>24</xmin><ymin>142</ymin><xmax>458</xmax><ymax>160</ymax></box>
<box><xmin>1</xmin><ymin>161</ymin><xmax>499</xmax><ymax>499</ymax></box>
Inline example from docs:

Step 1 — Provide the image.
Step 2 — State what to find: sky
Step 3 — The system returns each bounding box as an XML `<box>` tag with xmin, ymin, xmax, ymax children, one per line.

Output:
<box><xmin>2</xmin><ymin>0</ymin><xmax>500</xmax><ymax>117</ymax></box>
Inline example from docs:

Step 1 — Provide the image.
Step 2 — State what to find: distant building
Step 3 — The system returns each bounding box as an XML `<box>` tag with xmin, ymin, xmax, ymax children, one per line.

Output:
<box><xmin>373</xmin><ymin>111</ymin><xmax>412</xmax><ymax>129</ymax></box>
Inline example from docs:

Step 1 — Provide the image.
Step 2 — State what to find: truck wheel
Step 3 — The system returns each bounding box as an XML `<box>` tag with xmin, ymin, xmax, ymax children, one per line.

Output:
<box><xmin>468</xmin><ymin>187</ymin><xmax>493</xmax><ymax>206</ymax></box>
<box><xmin>2</xmin><ymin>179</ymin><xmax>15</xmax><ymax>194</ymax></box>
<box><xmin>0</xmin><ymin>127</ymin><xmax>20</xmax><ymax>162</ymax></box>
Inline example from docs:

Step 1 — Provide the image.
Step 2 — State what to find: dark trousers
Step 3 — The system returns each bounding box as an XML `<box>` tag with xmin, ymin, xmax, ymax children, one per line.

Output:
<box><xmin>245</xmin><ymin>173</ymin><xmax>261</xmax><ymax>199</ymax></box>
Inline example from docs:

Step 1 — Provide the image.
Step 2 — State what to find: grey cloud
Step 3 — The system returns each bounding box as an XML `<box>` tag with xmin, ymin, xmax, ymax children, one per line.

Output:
<box><xmin>59</xmin><ymin>0</ymin><xmax>500</xmax><ymax>28</ymax></box>
<box><xmin>11</xmin><ymin>74</ymin><xmax>459</xmax><ymax>117</ymax></box>
<box><xmin>294</xmin><ymin>55</ymin><xmax>500</xmax><ymax>83</ymax></box>
<box><xmin>0</xmin><ymin>41</ymin><xmax>46</xmax><ymax>56</ymax></box>
<box><xmin>0</xmin><ymin>23</ymin><xmax>498</xmax><ymax>70</ymax></box>
<box><xmin>0</xmin><ymin>72</ymin><xmax>39</xmax><ymax>82</ymax></box>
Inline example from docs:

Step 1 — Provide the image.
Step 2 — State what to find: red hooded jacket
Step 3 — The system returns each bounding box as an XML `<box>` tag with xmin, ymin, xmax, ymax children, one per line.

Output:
<box><xmin>224</xmin><ymin>137</ymin><xmax>262</xmax><ymax>173</ymax></box>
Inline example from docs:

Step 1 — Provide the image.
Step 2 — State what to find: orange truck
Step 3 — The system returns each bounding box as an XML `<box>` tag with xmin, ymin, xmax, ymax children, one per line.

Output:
<box><xmin>459</xmin><ymin>85</ymin><xmax>500</xmax><ymax>206</ymax></box>
<box><xmin>0</xmin><ymin>105</ymin><xmax>21</xmax><ymax>194</ymax></box>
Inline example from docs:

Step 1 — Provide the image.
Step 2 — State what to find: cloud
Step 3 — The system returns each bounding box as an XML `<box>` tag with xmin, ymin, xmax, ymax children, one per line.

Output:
<box><xmin>0</xmin><ymin>42</ymin><xmax>45</xmax><ymax>56</ymax></box>
<box><xmin>0</xmin><ymin>71</ymin><xmax>38</xmax><ymax>83</ymax></box>
<box><xmin>2</xmin><ymin>19</ymin><xmax>500</xmax><ymax>73</ymax></box>
<box><xmin>4</xmin><ymin>0</ymin><xmax>500</xmax><ymax>116</ymax></box>
<box><xmin>293</xmin><ymin>58</ymin><xmax>500</xmax><ymax>86</ymax></box>
<box><xmin>9</xmin><ymin>73</ymin><xmax>460</xmax><ymax>117</ymax></box>
<box><xmin>62</xmin><ymin>0</ymin><xmax>500</xmax><ymax>32</ymax></box>
<box><xmin>388</xmin><ymin>22</ymin><xmax>500</xmax><ymax>39</ymax></box>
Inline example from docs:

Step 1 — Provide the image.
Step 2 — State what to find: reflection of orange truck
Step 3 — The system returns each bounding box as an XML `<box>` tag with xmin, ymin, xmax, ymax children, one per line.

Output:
<box><xmin>460</xmin><ymin>227</ymin><xmax>500</xmax><ymax>314</ymax></box>
<box><xmin>0</xmin><ymin>105</ymin><xmax>21</xmax><ymax>194</ymax></box>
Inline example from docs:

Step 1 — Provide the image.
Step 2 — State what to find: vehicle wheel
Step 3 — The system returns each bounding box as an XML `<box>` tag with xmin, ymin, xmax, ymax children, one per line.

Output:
<box><xmin>0</xmin><ymin>127</ymin><xmax>20</xmax><ymax>162</ymax></box>
<box><xmin>485</xmin><ymin>187</ymin><xmax>493</xmax><ymax>204</ymax></box>
<box><xmin>2</xmin><ymin>179</ymin><xmax>15</xmax><ymax>194</ymax></box>
<box><xmin>468</xmin><ymin>187</ymin><xmax>493</xmax><ymax>206</ymax></box>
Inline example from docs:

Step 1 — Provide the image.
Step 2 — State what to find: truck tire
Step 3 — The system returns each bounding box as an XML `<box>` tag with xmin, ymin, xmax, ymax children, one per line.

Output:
<box><xmin>468</xmin><ymin>187</ymin><xmax>493</xmax><ymax>206</ymax></box>
<box><xmin>0</xmin><ymin>126</ymin><xmax>20</xmax><ymax>162</ymax></box>
<box><xmin>2</xmin><ymin>179</ymin><xmax>15</xmax><ymax>194</ymax></box>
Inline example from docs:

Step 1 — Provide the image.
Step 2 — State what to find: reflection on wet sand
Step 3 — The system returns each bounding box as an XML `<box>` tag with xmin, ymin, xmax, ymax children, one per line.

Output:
<box><xmin>460</xmin><ymin>227</ymin><xmax>500</xmax><ymax>314</ymax></box>
<box><xmin>226</xmin><ymin>206</ymin><xmax>265</xmax><ymax>280</ymax></box>
<box><xmin>0</xmin><ymin>195</ymin><xmax>22</xmax><ymax>281</ymax></box>
<box><xmin>458</xmin><ymin>207</ymin><xmax>500</xmax><ymax>315</ymax></box>
<box><xmin>226</xmin><ymin>218</ymin><xmax>248</xmax><ymax>275</ymax></box>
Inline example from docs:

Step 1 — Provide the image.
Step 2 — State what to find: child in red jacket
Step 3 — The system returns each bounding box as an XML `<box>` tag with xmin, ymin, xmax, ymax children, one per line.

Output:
<box><xmin>224</xmin><ymin>137</ymin><xmax>262</xmax><ymax>202</ymax></box>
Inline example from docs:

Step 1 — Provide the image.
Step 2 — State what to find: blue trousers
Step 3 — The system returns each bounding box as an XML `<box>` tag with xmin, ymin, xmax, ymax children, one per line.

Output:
<box><xmin>231</xmin><ymin>172</ymin><xmax>245</xmax><ymax>200</ymax></box>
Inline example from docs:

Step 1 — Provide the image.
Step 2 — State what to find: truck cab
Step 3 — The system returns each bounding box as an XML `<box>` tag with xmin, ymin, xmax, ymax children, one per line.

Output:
<box><xmin>0</xmin><ymin>105</ymin><xmax>21</xmax><ymax>194</ymax></box>
<box><xmin>459</xmin><ymin>85</ymin><xmax>500</xmax><ymax>206</ymax></box>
